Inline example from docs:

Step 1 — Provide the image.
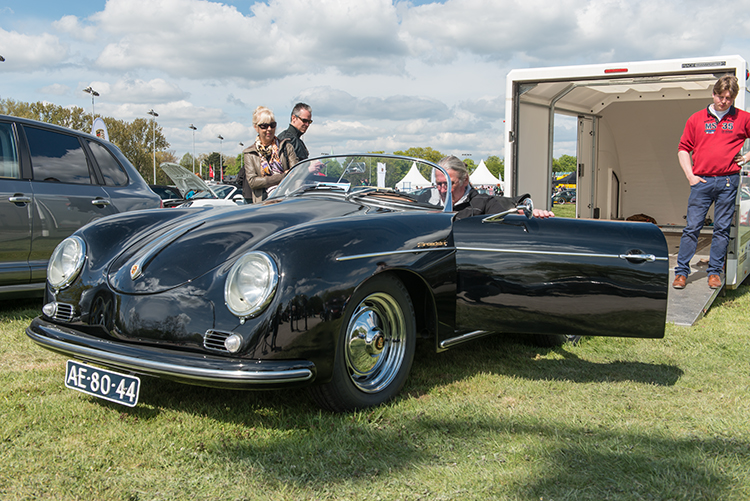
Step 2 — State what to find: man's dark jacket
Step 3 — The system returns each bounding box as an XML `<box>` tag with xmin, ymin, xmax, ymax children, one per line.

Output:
<box><xmin>453</xmin><ymin>188</ymin><xmax>530</xmax><ymax>219</ymax></box>
<box><xmin>277</xmin><ymin>124</ymin><xmax>309</xmax><ymax>161</ymax></box>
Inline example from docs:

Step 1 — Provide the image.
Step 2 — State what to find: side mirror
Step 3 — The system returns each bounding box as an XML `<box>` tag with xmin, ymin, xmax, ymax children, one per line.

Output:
<box><xmin>519</xmin><ymin>197</ymin><xmax>533</xmax><ymax>218</ymax></box>
<box><xmin>481</xmin><ymin>197</ymin><xmax>534</xmax><ymax>223</ymax></box>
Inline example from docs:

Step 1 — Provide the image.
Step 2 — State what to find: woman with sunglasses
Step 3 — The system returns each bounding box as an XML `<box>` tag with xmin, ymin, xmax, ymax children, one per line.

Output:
<box><xmin>242</xmin><ymin>106</ymin><xmax>298</xmax><ymax>203</ymax></box>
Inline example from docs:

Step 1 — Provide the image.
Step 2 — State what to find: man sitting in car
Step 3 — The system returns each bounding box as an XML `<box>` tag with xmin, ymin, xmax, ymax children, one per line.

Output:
<box><xmin>425</xmin><ymin>155</ymin><xmax>554</xmax><ymax>220</ymax></box>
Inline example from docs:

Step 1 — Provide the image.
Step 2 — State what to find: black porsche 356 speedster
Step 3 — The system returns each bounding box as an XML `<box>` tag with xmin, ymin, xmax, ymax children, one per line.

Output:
<box><xmin>27</xmin><ymin>154</ymin><xmax>669</xmax><ymax>412</ymax></box>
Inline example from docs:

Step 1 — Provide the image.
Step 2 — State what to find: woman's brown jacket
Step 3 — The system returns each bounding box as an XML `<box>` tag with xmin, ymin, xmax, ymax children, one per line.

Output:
<box><xmin>241</xmin><ymin>138</ymin><xmax>298</xmax><ymax>203</ymax></box>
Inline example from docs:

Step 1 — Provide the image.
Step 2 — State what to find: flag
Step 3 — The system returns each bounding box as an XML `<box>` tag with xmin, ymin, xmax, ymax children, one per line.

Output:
<box><xmin>377</xmin><ymin>162</ymin><xmax>386</xmax><ymax>188</ymax></box>
<box><xmin>209</xmin><ymin>165</ymin><xmax>214</xmax><ymax>179</ymax></box>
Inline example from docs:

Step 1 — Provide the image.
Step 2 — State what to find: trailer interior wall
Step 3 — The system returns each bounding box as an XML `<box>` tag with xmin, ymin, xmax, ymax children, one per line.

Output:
<box><xmin>596</xmin><ymin>97</ymin><xmax>708</xmax><ymax>226</ymax></box>
<box><xmin>514</xmin><ymin>103</ymin><xmax>550</xmax><ymax>201</ymax></box>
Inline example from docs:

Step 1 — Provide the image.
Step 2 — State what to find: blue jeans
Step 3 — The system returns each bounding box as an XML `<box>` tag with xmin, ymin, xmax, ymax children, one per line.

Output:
<box><xmin>675</xmin><ymin>174</ymin><xmax>739</xmax><ymax>277</ymax></box>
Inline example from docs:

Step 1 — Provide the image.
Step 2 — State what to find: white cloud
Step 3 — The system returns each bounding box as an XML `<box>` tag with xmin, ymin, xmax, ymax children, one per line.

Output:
<box><xmin>296</xmin><ymin>86</ymin><xmax>450</xmax><ymax>120</ymax></box>
<box><xmin>39</xmin><ymin>83</ymin><xmax>71</xmax><ymax>96</ymax></box>
<box><xmin>0</xmin><ymin>27</ymin><xmax>68</xmax><ymax>70</ymax></box>
<box><xmin>53</xmin><ymin>15</ymin><xmax>98</xmax><ymax>42</ymax></box>
<box><xmin>90</xmin><ymin>0</ymin><xmax>409</xmax><ymax>81</ymax></box>
<box><xmin>6</xmin><ymin>0</ymin><xmax>750</xmax><ymax>162</ymax></box>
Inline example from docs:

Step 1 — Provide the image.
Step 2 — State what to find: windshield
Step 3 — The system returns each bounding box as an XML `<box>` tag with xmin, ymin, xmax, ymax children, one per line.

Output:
<box><xmin>268</xmin><ymin>154</ymin><xmax>455</xmax><ymax>211</ymax></box>
<box><xmin>211</xmin><ymin>185</ymin><xmax>235</xmax><ymax>198</ymax></box>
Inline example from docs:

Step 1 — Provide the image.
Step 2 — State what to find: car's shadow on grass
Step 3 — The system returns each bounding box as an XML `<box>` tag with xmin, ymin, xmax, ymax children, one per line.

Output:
<box><xmin>406</xmin><ymin>334</ymin><xmax>683</xmax><ymax>396</ymax></box>
<box><xmin>126</xmin><ymin>332</ymin><xmax>681</xmax><ymax>423</ymax></box>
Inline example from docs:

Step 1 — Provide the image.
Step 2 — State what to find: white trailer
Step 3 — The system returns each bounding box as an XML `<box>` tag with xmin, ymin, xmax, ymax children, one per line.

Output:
<box><xmin>504</xmin><ymin>55</ymin><xmax>750</xmax><ymax>325</ymax></box>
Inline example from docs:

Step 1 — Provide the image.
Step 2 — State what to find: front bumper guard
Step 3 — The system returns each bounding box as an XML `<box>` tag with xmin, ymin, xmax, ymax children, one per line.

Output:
<box><xmin>26</xmin><ymin>317</ymin><xmax>315</xmax><ymax>389</ymax></box>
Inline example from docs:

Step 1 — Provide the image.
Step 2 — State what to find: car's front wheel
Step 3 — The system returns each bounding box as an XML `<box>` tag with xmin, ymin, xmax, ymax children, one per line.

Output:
<box><xmin>310</xmin><ymin>274</ymin><xmax>416</xmax><ymax>412</ymax></box>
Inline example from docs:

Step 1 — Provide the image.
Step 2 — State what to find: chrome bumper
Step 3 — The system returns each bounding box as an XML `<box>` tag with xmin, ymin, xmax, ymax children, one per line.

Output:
<box><xmin>26</xmin><ymin>317</ymin><xmax>315</xmax><ymax>388</ymax></box>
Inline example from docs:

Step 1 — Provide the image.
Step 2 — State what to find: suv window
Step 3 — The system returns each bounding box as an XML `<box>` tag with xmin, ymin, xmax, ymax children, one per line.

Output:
<box><xmin>0</xmin><ymin>122</ymin><xmax>20</xmax><ymax>179</ymax></box>
<box><xmin>88</xmin><ymin>141</ymin><xmax>129</xmax><ymax>186</ymax></box>
<box><xmin>25</xmin><ymin>126</ymin><xmax>93</xmax><ymax>184</ymax></box>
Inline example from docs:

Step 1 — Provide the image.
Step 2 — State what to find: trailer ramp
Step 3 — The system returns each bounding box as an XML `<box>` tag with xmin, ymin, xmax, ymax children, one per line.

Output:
<box><xmin>664</xmin><ymin>232</ymin><xmax>722</xmax><ymax>326</ymax></box>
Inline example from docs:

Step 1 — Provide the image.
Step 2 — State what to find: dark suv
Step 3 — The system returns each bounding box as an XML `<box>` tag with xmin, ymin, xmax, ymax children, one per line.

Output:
<box><xmin>0</xmin><ymin>114</ymin><xmax>161</xmax><ymax>298</ymax></box>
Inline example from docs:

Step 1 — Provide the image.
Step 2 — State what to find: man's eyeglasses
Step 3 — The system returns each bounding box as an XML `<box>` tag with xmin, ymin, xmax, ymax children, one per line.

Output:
<box><xmin>295</xmin><ymin>115</ymin><xmax>313</xmax><ymax>125</ymax></box>
<box><xmin>258</xmin><ymin>122</ymin><xmax>277</xmax><ymax>130</ymax></box>
<box><xmin>436</xmin><ymin>182</ymin><xmax>448</xmax><ymax>188</ymax></box>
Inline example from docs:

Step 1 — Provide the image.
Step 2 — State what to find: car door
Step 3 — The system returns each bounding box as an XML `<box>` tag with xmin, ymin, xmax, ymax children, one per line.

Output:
<box><xmin>22</xmin><ymin>125</ymin><xmax>118</xmax><ymax>283</ymax></box>
<box><xmin>450</xmin><ymin>214</ymin><xmax>669</xmax><ymax>340</ymax></box>
<box><xmin>0</xmin><ymin>121</ymin><xmax>33</xmax><ymax>286</ymax></box>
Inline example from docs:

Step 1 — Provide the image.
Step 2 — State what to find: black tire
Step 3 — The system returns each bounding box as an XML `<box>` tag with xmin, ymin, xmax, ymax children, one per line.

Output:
<box><xmin>309</xmin><ymin>274</ymin><xmax>416</xmax><ymax>412</ymax></box>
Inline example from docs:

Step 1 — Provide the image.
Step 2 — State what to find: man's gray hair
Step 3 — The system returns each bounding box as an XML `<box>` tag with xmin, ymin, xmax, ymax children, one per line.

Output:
<box><xmin>291</xmin><ymin>102</ymin><xmax>312</xmax><ymax>117</ymax></box>
<box><xmin>438</xmin><ymin>155</ymin><xmax>469</xmax><ymax>183</ymax></box>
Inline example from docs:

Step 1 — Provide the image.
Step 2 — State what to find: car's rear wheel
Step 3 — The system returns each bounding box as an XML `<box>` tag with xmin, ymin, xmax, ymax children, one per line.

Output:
<box><xmin>310</xmin><ymin>274</ymin><xmax>416</xmax><ymax>412</ymax></box>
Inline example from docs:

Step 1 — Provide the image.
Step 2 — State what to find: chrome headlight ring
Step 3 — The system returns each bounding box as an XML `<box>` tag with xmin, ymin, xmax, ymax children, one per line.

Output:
<box><xmin>224</xmin><ymin>251</ymin><xmax>279</xmax><ymax>322</ymax></box>
<box><xmin>47</xmin><ymin>236</ymin><xmax>86</xmax><ymax>292</ymax></box>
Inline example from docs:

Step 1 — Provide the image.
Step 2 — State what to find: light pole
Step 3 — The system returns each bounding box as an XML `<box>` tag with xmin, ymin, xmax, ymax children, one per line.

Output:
<box><xmin>217</xmin><ymin>134</ymin><xmax>224</xmax><ymax>182</ymax></box>
<box><xmin>83</xmin><ymin>86</ymin><xmax>99</xmax><ymax>128</ymax></box>
<box><xmin>147</xmin><ymin>109</ymin><xmax>158</xmax><ymax>184</ymax></box>
<box><xmin>189</xmin><ymin>124</ymin><xmax>197</xmax><ymax>174</ymax></box>
<box><xmin>238</xmin><ymin>143</ymin><xmax>245</xmax><ymax>182</ymax></box>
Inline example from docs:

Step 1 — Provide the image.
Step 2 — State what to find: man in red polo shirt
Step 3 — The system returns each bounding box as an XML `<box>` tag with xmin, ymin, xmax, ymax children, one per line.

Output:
<box><xmin>673</xmin><ymin>75</ymin><xmax>750</xmax><ymax>289</ymax></box>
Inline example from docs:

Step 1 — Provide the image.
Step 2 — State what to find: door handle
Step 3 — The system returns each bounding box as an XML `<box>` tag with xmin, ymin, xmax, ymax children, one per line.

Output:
<box><xmin>619</xmin><ymin>252</ymin><xmax>656</xmax><ymax>263</ymax></box>
<box><xmin>91</xmin><ymin>198</ymin><xmax>112</xmax><ymax>207</ymax></box>
<box><xmin>8</xmin><ymin>195</ymin><xmax>32</xmax><ymax>205</ymax></box>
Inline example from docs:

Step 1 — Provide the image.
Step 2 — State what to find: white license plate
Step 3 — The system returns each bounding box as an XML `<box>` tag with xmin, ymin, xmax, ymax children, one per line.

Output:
<box><xmin>65</xmin><ymin>360</ymin><xmax>140</xmax><ymax>407</ymax></box>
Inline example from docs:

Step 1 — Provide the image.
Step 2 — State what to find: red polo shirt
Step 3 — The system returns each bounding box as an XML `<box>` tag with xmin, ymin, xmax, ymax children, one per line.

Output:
<box><xmin>678</xmin><ymin>105</ymin><xmax>750</xmax><ymax>177</ymax></box>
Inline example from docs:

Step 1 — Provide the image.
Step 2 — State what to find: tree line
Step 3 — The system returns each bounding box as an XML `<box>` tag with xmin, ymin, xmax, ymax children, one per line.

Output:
<box><xmin>1</xmin><ymin>98</ymin><xmax>175</xmax><ymax>184</ymax></box>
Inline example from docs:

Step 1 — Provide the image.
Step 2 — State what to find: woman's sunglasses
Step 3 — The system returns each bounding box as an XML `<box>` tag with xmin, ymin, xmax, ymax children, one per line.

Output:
<box><xmin>258</xmin><ymin>122</ymin><xmax>277</xmax><ymax>130</ymax></box>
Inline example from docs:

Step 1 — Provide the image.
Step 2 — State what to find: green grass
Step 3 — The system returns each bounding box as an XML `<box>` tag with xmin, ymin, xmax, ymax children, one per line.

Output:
<box><xmin>2</xmin><ymin>285</ymin><xmax>750</xmax><ymax>500</ymax></box>
<box><xmin>551</xmin><ymin>201</ymin><xmax>576</xmax><ymax>218</ymax></box>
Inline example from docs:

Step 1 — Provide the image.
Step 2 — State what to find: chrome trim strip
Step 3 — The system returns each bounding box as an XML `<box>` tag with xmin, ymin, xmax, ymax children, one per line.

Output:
<box><xmin>337</xmin><ymin>246</ymin><xmax>667</xmax><ymax>263</ymax></box>
<box><xmin>28</xmin><ymin>327</ymin><xmax>313</xmax><ymax>385</ymax></box>
<box><xmin>456</xmin><ymin>246</ymin><xmax>668</xmax><ymax>262</ymax></box>
<box><xmin>0</xmin><ymin>282</ymin><xmax>45</xmax><ymax>293</ymax></box>
<box><xmin>440</xmin><ymin>330</ymin><xmax>490</xmax><ymax>349</ymax></box>
<box><xmin>336</xmin><ymin>247</ymin><xmax>455</xmax><ymax>262</ymax></box>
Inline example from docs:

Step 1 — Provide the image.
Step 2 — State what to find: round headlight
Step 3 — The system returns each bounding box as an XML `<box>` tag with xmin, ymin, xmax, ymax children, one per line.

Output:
<box><xmin>47</xmin><ymin>236</ymin><xmax>86</xmax><ymax>291</ymax></box>
<box><xmin>224</xmin><ymin>251</ymin><xmax>278</xmax><ymax>319</ymax></box>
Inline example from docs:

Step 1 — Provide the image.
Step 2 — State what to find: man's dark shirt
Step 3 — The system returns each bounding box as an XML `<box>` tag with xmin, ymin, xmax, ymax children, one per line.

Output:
<box><xmin>277</xmin><ymin>124</ymin><xmax>309</xmax><ymax>161</ymax></box>
<box><xmin>453</xmin><ymin>188</ymin><xmax>529</xmax><ymax>219</ymax></box>
<box><xmin>418</xmin><ymin>187</ymin><xmax>529</xmax><ymax>219</ymax></box>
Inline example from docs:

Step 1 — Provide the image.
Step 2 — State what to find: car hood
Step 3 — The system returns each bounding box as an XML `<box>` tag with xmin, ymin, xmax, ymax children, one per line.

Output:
<box><xmin>160</xmin><ymin>162</ymin><xmax>218</xmax><ymax>199</ymax></box>
<box><xmin>106</xmin><ymin>197</ymin><xmax>364</xmax><ymax>295</ymax></box>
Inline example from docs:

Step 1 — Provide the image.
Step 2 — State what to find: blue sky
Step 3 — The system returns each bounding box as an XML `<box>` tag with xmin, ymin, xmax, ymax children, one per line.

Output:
<box><xmin>3</xmin><ymin>0</ymin><xmax>750</xmax><ymax>162</ymax></box>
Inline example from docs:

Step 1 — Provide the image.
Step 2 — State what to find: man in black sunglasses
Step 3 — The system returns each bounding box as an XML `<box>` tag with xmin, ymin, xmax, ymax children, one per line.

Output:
<box><xmin>278</xmin><ymin>102</ymin><xmax>312</xmax><ymax>161</ymax></box>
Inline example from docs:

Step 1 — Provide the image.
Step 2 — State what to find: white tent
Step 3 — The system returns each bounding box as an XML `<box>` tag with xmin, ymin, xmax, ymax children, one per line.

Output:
<box><xmin>470</xmin><ymin>160</ymin><xmax>502</xmax><ymax>188</ymax></box>
<box><xmin>395</xmin><ymin>162</ymin><xmax>431</xmax><ymax>191</ymax></box>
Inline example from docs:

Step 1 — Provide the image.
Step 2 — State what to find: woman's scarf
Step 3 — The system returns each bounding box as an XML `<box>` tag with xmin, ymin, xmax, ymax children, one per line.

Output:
<box><xmin>255</xmin><ymin>137</ymin><xmax>284</xmax><ymax>176</ymax></box>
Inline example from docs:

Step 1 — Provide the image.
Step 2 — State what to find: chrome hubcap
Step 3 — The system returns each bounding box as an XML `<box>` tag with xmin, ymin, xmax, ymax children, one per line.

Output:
<box><xmin>344</xmin><ymin>292</ymin><xmax>406</xmax><ymax>393</ymax></box>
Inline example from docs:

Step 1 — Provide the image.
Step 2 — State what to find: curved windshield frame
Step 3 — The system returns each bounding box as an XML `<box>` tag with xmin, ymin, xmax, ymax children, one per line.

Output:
<box><xmin>268</xmin><ymin>154</ymin><xmax>454</xmax><ymax>211</ymax></box>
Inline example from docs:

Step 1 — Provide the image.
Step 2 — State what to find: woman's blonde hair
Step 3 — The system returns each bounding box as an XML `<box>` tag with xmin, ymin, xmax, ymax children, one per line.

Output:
<box><xmin>252</xmin><ymin>106</ymin><xmax>276</xmax><ymax>128</ymax></box>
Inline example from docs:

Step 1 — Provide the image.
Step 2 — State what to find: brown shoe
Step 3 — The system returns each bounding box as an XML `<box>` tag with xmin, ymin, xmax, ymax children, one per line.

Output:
<box><xmin>708</xmin><ymin>274</ymin><xmax>722</xmax><ymax>289</ymax></box>
<box><xmin>672</xmin><ymin>275</ymin><xmax>687</xmax><ymax>289</ymax></box>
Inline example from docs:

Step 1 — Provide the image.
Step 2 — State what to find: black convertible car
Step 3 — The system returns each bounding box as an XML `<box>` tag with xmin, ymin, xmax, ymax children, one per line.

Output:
<box><xmin>27</xmin><ymin>154</ymin><xmax>669</xmax><ymax>412</ymax></box>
